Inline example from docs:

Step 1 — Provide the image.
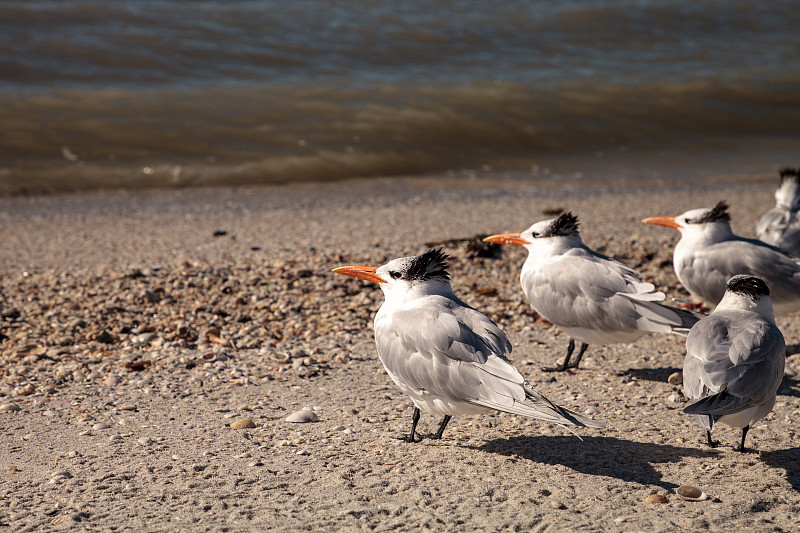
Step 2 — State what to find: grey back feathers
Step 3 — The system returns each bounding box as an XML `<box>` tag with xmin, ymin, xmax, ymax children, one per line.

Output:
<box><xmin>687</xmin><ymin>201</ymin><xmax>730</xmax><ymax>224</ymax></box>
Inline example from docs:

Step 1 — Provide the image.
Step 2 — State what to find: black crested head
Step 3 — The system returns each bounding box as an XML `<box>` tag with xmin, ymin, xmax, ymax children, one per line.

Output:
<box><xmin>688</xmin><ymin>201</ymin><xmax>731</xmax><ymax>224</ymax></box>
<box><xmin>405</xmin><ymin>248</ymin><xmax>451</xmax><ymax>282</ymax></box>
<box><xmin>726</xmin><ymin>275</ymin><xmax>769</xmax><ymax>300</ymax></box>
<box><xmin>779</xmin><ymin>167</ymin><xmax>800</xmax><ymax>184</ymax></box>
<box><xmin>542</xmin><ymin>212</ymin><xmax>580</xmax><ymax>237</ymax></box>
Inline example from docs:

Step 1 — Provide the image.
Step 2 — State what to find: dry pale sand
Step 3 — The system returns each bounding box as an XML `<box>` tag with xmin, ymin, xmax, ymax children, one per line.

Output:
<box><xmin>1</xmin><ymin>174</ymin><xmax>799</xmax><ymax>532</ymax></box>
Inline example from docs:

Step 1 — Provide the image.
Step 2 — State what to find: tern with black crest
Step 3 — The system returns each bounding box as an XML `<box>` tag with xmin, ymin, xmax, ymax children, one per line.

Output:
<box><xmin>682</xmin><ymin>275</ymin><xmax>785</xmax><ymax>452</ymax></box>
<box><xmin>643</xmin><ymin>200</ymin><xmax>800</xmax><ymax>314</ymax></box>
<box><xmin>332</xmin><ymin>248</ymin><xmax>603</xmax><ymax>442</ymax></box>
<box><xmin>484</xmin><ymin>213</ymin><xmax>701</xmax><ymax>371</ymax></box>
<box><xmin>756</xmin><ymin>168</ymin><xmax>800</xmax><ymax>254</ymax></box>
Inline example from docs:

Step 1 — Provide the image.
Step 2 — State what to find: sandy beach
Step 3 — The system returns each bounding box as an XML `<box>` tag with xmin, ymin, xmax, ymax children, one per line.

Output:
<box><xmin>1</xmin><ymin>175</ymin><xmax>799</xmax><ymax>532</ymax></box>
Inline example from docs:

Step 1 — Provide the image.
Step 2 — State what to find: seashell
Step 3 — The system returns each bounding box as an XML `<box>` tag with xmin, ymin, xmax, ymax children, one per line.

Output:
<box><xmin>676</xmin><ymin>485</ymin><xmax>709</xmax><ymax>501</ymax></box>
<box><xmin>644</xmin><ymin>494</ymin><xmax>669</xmax><ymax>504</ymax></box>
<box><xmin>285</xmin><ymin>409</ymin><xmax>319</xmax><ymax>423</ymax></box>
<box><xmin>230</xmin><ymin>419</ymin><xmax>256</xmax><ymax>429</ymax></box>
<box><xmin>93</xmin><ymin>423</ymin><xmax>111</xmax><ymax>430</ymax></box>
<box><xmin>271</xmin><ymin>352</ymin><xmax>291</xmax><ymax>364</ymax></box>
<box><xmin>667</xmin><ymin>372</ymin><xmax>683</xmax><ymax>386</ymax></box>
<box><xmin>0</xmin><ymin>403</ymin><xmax>21</xmax><ymax>412</ymax></box>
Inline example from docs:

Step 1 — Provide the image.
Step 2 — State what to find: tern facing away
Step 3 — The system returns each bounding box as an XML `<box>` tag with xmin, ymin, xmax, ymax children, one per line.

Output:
<box><xmin>682</xmin><ymin>275</ymin><xmax>785</xmax><ymax>452</ymax></box>
<box><xmin>755</xmin><ymin>168</ymin><xmax>800</xmax><ymax>254</ymax></box>
<box><xmin>332</xmin><ymin>248</ymin><xmax>603</xmax><ymax>442</ymax></box>
<box><xmin>484</xmin><ymin>213</ymin><xmax>701</xmax><ymax>371</ymax></box>
<box><xmin>643</xmin><ymin>200</ymin><xmax>800</xmax><ymax>315</ymax></box>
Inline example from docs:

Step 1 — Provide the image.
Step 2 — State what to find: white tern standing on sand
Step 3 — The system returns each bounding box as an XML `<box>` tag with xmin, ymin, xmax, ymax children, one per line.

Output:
<box><xmin>643</xmin><ymin>200</ymin><xmax>800</xmax><ymax>314</ymax></box>
<box><xmin>484</xmin><ymin>213</ymin><xmax>701</xmax><ymax>371</ymax></box>
<box><xmin>755</xmin><ymin>168</ymin><xmax>800</xmax><ymax>254</ymax></box>
<box><xmin>332</xmin><ymin>248</ymin><xmax>603</xmax><ymax>442</ymax></box>
<box><xmin>682</xmin><ymin>275</ymin><xmax>785</xmax><ymax>452</ymax></box>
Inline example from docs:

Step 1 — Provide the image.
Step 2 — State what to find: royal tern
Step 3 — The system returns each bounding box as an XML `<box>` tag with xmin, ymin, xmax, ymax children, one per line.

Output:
<box><xmin>682</xmin><ymin>275</ymin><xmax>785</xmax><ymax>452</ymax></box>
<box><xmin>755</xmin><ymin>168</ymin><xmax>800</xmax><ymax>254</ymax></box>
<box><xmin>484</xmin><ymin>213</ymin><xmax>700</xmax><ymax>371</ymax></box>
<box><xmin>332</xmin><ymin>248</ymin><xmax>603</xmax><ymax>442</ymax></box>
<box><xmin>643</xmin><ymin>200</ymin><xmax>800</xmax><ymax>314</ymax></box>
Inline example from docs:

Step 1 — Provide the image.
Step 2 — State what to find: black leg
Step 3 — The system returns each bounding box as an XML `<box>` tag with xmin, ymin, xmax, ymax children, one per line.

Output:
<box><xmin>401</xmin><ymin>407</ymin><xmax>422</xmax><ymax>443</ymax></box>
<box><xmin>706</xmin><ymin>429</ymin><xmax>720</xmax><ymax>448</ymax></box>
<box><xmin>543</xmin><ymin>339</ymin><xmax>575</xmax><ymax>372</ymax></box>
<box><xmin>735</xmin><ymin>425</ymin><xmax>750</xmax><ymax>452</ymax></box>
<box><xmin>568</xmin><ymin>343</ymin><xmax>590</xmax><ymax>369</ymax></box>
<box><xmin>430</xmin><ymin>415</ymin><xmax>452</xmax><ymax>440</ymax></box>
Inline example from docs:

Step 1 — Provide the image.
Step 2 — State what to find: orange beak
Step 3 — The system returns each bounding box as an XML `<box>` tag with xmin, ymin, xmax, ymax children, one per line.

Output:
<box><xmin>483</xmin><ymin>232</ymin><xmax>530</xmax><ymax>247</ymax></box>
<box><xmin>331</xmin><ymin>265</ymin><xmax>386</xmax><ymax>284</ymax></box>
<box><xmin>642</xmin><ymin>216</ymin><xmax>680</xmax><ymax>230</ymax></box>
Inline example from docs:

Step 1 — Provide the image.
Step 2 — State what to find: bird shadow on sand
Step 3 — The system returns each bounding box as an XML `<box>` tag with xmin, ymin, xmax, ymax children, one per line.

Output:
<box><xmin>777</xmin><ymin>375</ymin><xmax>800</xmax><ymax>398</ymax></box>
<box><xmin>470</xmin><ymin>436</ymin><xmax>710</xmax><ymax>490</ymax></box>
<box><xmin>618</xmin><ymin>366</ymin><xmax>681</xmax><ymax>383</ymax></box>
<box><xmin>761</xmin><ymin>446</ymin><xmax>800</xmax><ymax>492</ymax></box>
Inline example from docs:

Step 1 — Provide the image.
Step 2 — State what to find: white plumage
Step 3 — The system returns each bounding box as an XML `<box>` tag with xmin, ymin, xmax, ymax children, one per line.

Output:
<box><xmin>644</xmin><ymin>200</ymin><xmax>800</xmax><ymax>314</ymax></box>
<box><xmin>682</xmin><ymin>275</ymin><xmax>785</xmax><ymax>451</ymax></box>
<box><xmin>485</xmin><ymin>213</ymin><xmax>700</xmax><ymax>371</ymax></box>
<box><xmin>333</xmin><ymin>248</ymin><xmax>603</xmax><ymax>442</ymax></box>
<box><xmin>756</xmin><ymin>168</ymin><xmax>800</xmax><ymax>254</ymax></box>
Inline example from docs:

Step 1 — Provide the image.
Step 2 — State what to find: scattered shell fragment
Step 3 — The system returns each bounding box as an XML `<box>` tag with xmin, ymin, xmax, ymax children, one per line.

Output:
<box><xmin>5</xmin><ymin>466</ymin><xmax>19</xmax><ymax>474</ymax></box>
<box><xmin>119</xmin><ymin>403</ymin><xmax>137</xmax><ymax>411</ymax></box>
<box><xmin>644</xmin><ymin>494</ymin><xmax>669</xmax><ymax>504</ymax></box>
<box><xmin>0</xmin><ymin>403</ymin><xmax>21</xmax><ymax>412</ymax></box>
<box><xmin>285</xmin><ymin>409</ymin><xmax>319</xmax><ymax>423</ymax></box>
<box><xmin>676</xmin><ymin>485</ymin><xmax>709</xmax><ymax>501</ymax></box>
<box><xmin>138</xmin><ymin>436</ymin><xmax>152</xmax><ymax>446</ymax></box>
<box><xmin>668</xmin><ymin>372</ymin><xmax>683</xmax><ymax>386</ymax></box>
<box><xmin>92</xmin><ymin>423</ymin><xmax>111</xmax><ymax>430</ymax></box>
<box><xmin>230</xmin><ymin>419</ymin><xmax>256</xmax><ymax>429</ymax></box>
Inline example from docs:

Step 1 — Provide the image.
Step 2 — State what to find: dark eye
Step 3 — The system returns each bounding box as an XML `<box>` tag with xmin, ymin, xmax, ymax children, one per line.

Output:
<box><xmin>389</xmin><ymin>271</ymin><xmax>401</xmax><ymax>279</ymax></box>
<box><xmin>531</xmin><ymin>232</ymin><xmax>540</xmax><ymax>238</ymax></box>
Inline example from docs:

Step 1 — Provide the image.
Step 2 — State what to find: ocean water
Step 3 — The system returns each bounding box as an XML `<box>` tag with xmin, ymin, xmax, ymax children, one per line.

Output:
<box><xmin>1</xmin><ymin>0</ymin><xmax>799</xmax><ymax>195</ymax></box>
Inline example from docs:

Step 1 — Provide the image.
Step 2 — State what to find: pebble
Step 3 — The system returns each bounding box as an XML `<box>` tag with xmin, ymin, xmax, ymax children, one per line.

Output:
<box><xmin>285</xmin><ymin>409</ymin><xmax>319</xmax><ymax>423</ymax></box>
<box><xmin>676</xmin><ymin>485</ymin><xmax>709</xmax><ymax>501</ymax></box>
<box><xmin>0</xmin><ymin>403</ymin><xmax>22</xmax><ymax>412</ymax></box>
<box><xmin>93</xmin><ymin>422</ymin><xmax>111</xmax><ymax>430</ymax></box>
<box><xmin>119</xmin><ymin>403</ymin><xmax>137</xmax><ymax>411</ymax></box>
<box><xmin>668</xmin><ymin>372</ymin><xmax>683</xmax><ymax>386</ymax></box>
<box><xmin>230</xmin><ymin>419</ymin><xmax>256</xmax><ymax>429</ymax></box>
<box><xmin>138</xmin><ymin>436</ymin><xmax>153</xmax><ymax>446</ymax></box>
<box><xmin>296</xmin><ymin>447</ymin><xmax>313</xmax><ymax>455</ymax></box>
<box><xmin>644</xmin><ymin>494</ymin><xmax>669</xmax><ymax>504</ymax></box>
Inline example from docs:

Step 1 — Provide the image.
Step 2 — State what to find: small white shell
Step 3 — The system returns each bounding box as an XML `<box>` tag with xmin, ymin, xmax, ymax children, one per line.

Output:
<box><xmin>285</xmin><ymin>409</ymin><xmax>319</xmax><ymax>423</ymax></box>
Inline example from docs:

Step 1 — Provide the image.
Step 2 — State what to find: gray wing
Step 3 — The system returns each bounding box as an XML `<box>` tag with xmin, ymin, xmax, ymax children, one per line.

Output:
<box><xmin>522</xmin><ymin>249</ymin><xmax>695</xmax><ymax>334</ymax></box>
<box><xmin>683</xmin><ymin>310</ymin><xmax>785</xmax><ymax>417</ymax></box>
<box><xmin>678</xmin><ymin>237</ymin><xmax>800</xmax><ymax>307</ymax></box>
<box><xmin>756</xmin><ymin>208</ymin><xmax>800</xmax><ymax>255</ymax></box>
<box><xmin>375</xmin><ymin>295</ymin><xmax>602</xmax><ymax>428</ymax></box>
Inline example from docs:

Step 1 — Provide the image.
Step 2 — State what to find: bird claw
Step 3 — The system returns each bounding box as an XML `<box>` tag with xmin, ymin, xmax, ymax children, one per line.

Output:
<box><xmin>397</xmin><ymin>433</ymin><xmax>422</xmax><ymax>443</ymax></box>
